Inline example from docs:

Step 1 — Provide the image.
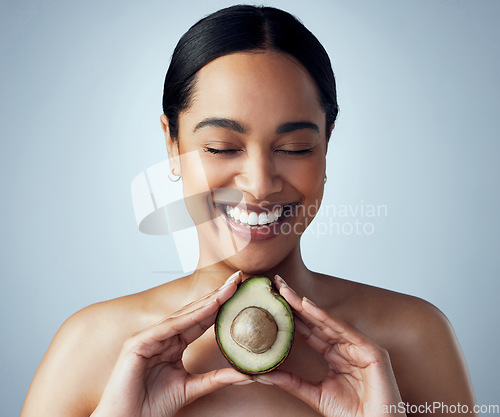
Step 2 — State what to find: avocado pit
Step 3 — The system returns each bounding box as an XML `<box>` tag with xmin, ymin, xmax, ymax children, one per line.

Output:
<box><xmin>230</xmin><ymin>306</ymin><xmax>278</xmax><ymax>354</ymax></box>
<box><xmin>215</xmin><ymin>276</ymin><xmax>294</xmax><ymax>374</ymax></box>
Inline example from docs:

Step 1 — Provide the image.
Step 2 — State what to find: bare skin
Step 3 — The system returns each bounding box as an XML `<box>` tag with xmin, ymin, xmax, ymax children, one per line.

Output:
<box><xmin>21</xmin><ymin>268</ymin><xmax>475</xmax><ymax>416</ymax></box>
<box><xmin>22</xmin><ymin>51</ymin><xmax>476</xmax><ymax>416</ymax></box>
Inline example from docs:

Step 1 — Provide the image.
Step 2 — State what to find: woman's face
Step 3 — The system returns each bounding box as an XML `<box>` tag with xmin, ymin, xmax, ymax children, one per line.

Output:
<box><xmin>164</xmin><ymin>51</ymin><xmax>328</xmax><ymax>273</ymax></box>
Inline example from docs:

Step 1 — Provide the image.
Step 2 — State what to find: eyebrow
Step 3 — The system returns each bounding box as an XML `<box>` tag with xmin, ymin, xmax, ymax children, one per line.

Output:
<box><xmin>276</xmin><ymin>121</ymin><xmax>319</xmax><ymax>134</ymax></box>
<box><xmin>194</xmin><ymin>118</ymin><xmax>247</xmax><ymax>134</ymax></box>
<box><xmin>193</xmin><ymin>118</ymin><xmax>319</xmax><ymax>135</ymax></box>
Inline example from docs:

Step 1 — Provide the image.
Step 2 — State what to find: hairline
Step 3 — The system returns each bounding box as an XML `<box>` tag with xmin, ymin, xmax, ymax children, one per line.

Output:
<box><xmin>172</xmin><ymin>48</ymin><xmax>331</xmax><ymax>142</ymax></box>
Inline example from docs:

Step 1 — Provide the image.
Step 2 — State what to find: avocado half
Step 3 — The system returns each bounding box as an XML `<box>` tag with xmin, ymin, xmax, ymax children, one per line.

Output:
<box><xmin>215</xmin><ymin>276</ymin><xmax>294</xmax><ymax>375</ymax></box>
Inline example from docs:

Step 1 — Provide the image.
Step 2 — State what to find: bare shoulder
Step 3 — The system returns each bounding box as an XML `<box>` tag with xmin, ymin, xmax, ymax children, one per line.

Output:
<box><xmin>21</xmin><ymin>278</ymin><xmax>186</xmax><ymax>417</ymax></box>
<box><xmin>316</xmin><ymin>274</ymin><xmax>477</xmax><ymax>410</ymax></box>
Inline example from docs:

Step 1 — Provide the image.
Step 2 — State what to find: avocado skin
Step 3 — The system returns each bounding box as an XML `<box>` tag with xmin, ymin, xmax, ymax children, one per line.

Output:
<box><xmin>215</xmin><ymin>276</ymin><xmax>295</xmax><ymax>375</ymax></box>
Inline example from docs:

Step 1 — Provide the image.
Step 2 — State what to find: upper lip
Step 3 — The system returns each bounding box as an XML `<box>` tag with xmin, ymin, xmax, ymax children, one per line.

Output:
<box><xmin>214</xmin><ymin>201</ymin><xmax>298</xmax><ymax>214</ymax></box>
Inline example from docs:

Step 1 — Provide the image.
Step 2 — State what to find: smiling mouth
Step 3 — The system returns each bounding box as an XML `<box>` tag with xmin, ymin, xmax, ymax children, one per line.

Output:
<box><xmin>215</xmin><ymin>202</ymin><xmax>299</xmax><ymax>232</ymax></box>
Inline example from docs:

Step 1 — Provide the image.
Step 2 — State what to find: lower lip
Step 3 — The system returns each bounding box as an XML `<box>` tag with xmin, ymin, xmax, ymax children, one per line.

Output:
<box><xmin>219</xmin><ymin>209</ymin><xmax>292</xmax><ymax>242</ymax></box>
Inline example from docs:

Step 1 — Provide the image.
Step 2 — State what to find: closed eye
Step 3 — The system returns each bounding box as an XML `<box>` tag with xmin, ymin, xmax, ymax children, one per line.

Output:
<box><xmin>203</xmin><ymin>147</ymin><xmax>314</xmax><ymax>155</ymax></box>
<box><xmin>275</xmin><ymin>148</ymin><xmax>314</xmax><ymax>155</ymax></box>
<box><xmin>203</xmin><ymin>147</ymin><xmax>242</xmax><ymax>155</ymax></box>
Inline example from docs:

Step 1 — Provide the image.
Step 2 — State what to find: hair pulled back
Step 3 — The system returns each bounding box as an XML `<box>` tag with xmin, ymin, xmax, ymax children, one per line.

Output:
<box><xmin>163</xmin><ymin>5</ymin><xmax>338</xmax><ymax>140</ymax></box>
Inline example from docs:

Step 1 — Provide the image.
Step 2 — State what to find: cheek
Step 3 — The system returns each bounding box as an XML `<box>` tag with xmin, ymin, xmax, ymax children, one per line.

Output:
<box><xmin>182</xmin><ymin>157</ymin><xmax>244</xmax><ymax>213</ymax></box>
<box><xmin>179</xmin><ymin>154</ymin><xmax>212</xmax><ymax>194</ymax></box>
<box><xmin>199</xmin><ymin>157</ymin><xmax>239</xmax><ymax>188</ymax></box>
<box><xmin>280</xmin><ymin>157</ymin><xmax>325</xmax><ymax>194</ymax></box>
<box><xmin>177</xmin><ymin>143</ymin><xmax>234</xmax><ymax>193</ymax></box>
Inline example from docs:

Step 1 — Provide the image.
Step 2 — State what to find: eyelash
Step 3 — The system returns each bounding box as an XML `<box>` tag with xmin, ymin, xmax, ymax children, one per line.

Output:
<box><xmin>203</xmin><ymin>147</ymin><xmax>313</xmax><ymax>155</ymax></box>
<box><xmin>277</xmin><ymin>149</ymin><xmax>314</xmax><ymax>155</ymax></box>
<box><xmin>204</xmin><ymin>147</ymin><xmax>240</xmax><ymax>155</ymax></box>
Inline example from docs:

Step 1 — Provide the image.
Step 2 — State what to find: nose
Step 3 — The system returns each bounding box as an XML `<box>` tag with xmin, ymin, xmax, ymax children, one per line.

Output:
<box><xmin>234</xmin><ymin>151</ymin><xmax>283</xmax><ymax>200</ymax></box>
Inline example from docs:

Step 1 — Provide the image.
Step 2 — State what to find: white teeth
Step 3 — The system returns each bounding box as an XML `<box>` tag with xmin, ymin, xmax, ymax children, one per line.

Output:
<box><xmin>239</xmin><ymin>211</ymin><xmax>249</xmax><ymax>224</ymax></box>
<box><xmin>258</xmin><ymin>212</ymin><xmax>269</xmax><ymax>225</ymax></box>
<box><xmin>248</xmin><ymin>212</ymin><xmax>259</xmax><ymax>226</ymax></box>
<box><xmin>224</xmin><ymin>204</ymin><xmax>287</xmax><ymax>227</ymax></box>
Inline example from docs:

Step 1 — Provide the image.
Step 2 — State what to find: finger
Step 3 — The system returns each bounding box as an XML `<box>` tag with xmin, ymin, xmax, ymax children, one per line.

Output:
<box><xmin>276</xmin><ymin>286</ymin><xmax>374</xmax><ymax>371</ymax></box>
<box><xmin>277</xmin><ymin>289</ymin><xmax>354</xmax><ymax>348</ymax></box>
<box><xmin>273</xmin><ymin>275</ymin><xmax>304</xmax><ymax>312</ymax></box>
<box><xmin>274</xmin><ymin>276</ymin><xmax>379</xmax><ymax>365</ymax></box>
<box><xmin>125</xmin><ymin>272</ymin><xmax>243</xmax><ymax>361</ymax></box>
<box><xmin>130</xmin><ymin>295</ymin><xmax>226</xmax><ymax>359</ymax></box>
<box><xmin>297</xmin><ymin>301</ymin><xmax>372</xmax><ymax>370</ymax></box>
<box><xmin>273</xmin><ymin>276</ymin><xmax>343</xmax><ymax>344</ymax></box>
<box><xmin>301</xmin><ymin>299</ymin><xmax>387</xmax><ymax>368</ymax></box>
<box><xmin>141</xmin><ymin>270</ymin><xmax>242</xmax><ymax>339</ymax></box>
<box><xmin>297</xmin><ymin>300</ymin><xmax>349</xmax><ymax>347</ymax></box>
<box><xmin>170</xmin><ymin>270</ymin><xmax>242</xmax><ymax>318</ymax></box>
<box><xmin>273</xmin><ymin>275</ymin><xmax>354</xmax><ymax>339</ymax></box>
<box><xmin>295</xmin><ymin>316</ymin><xmax>332</xmax><ymax>354</ymax></box>
<box><xmin>254</xmin><ymin>371</ymin><xmax>322</xmax><ymax>412</ymax></box>
<box><xmin>273</xmin><ymin>279</ymin><xmax>346</xmax><ymax>345</ymax></box>
<box><xmin>273</xmin><ymin>275</ymin><xmax>335</xmax><ymax>336</ymax></box>
<box><xmin>168</xmin><ymin>271</ymin><xmax>244</xmax><ymax>344</ymax></box>
<box><xmin>295</xmin><ymin>317</ymin><xmax>352</xmax><ymax>374</ymax></box>
<box><xmin>184</xmin><ymin>368</ymin><xmax>253</xmax><ymax>404</ymax></box>
<box><xmin>301</xmin><ymin>297</ymin><xmax>367</xmax><ymax>346</ymax></box>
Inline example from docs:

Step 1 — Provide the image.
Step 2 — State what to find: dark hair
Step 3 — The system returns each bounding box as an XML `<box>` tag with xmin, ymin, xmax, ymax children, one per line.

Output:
<box><xmin>162</xmin><ymin>5</ymin><xmax>338</xmax><ymax>141</ymax></box>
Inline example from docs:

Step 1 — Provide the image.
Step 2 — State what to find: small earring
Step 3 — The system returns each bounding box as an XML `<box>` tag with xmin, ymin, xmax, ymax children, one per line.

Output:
<box><xmin>168</xmin><ymin>168</ymin><xmax>181</xmax><ymax>182</ymax></box>
<box><xmin>324</xmin><ymin>174</ymin><xmax>327</xmax><ymax>184</ymax></box>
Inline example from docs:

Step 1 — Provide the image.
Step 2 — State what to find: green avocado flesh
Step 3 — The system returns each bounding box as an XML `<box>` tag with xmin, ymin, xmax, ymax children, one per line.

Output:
<box><xmin>215</xmin><ymin>276</ymin><xmax>294</xmax><ymax>375</ymax></box>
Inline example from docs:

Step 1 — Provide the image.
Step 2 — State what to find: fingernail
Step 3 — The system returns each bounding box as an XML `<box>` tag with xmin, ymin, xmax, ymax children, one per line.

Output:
<box><xmin>275</xmin><ymin>275</ymin><xmax>297</xmax><ymax>294</ymax></box>
<box><xmin>274</xmin><ymin>274</ymin><xmax>286</xmax><ymax>286</ymax></box>
<box><xmin>255</xmin><ymin>377</ymin><xmax>274</xmax><ymax>385</ymax></box>
<box><xmin>286</xmin><ymin>285</ymin><xmax>297</xmax><ymax>295</ymax></box>
<box><xmin>221</xmin><ymin>271</ymin><xmax>241</xmax><ymax>289</ymax></box>
<box><xmin>274</xmin><ymin>274</ymin><xmax>289</xmax><ymax>290</ymax></box>
<box><xmin>303</xmin><ymin>296</ymin><xmax>317</xmax><ymax>306</ymax></box>
<box><xmin>232</xmin><ymin>380</ymin><xmax>255</xmax><ymax>386</ymax></box>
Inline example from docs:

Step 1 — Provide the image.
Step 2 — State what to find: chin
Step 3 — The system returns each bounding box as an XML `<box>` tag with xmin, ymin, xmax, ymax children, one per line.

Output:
<box><xmin>197</xmin><ymin>218</ymin><xmax>301</xmax><ymax>274</ymax></box>
<box><xmin>225</xmin><ymin>249</ymin><xmax>288</xmax><ymax>276</ymax></box>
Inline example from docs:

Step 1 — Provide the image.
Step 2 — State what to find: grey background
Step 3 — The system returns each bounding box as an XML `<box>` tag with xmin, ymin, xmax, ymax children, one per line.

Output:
<box><xmin>1</xmin><ymin>0</ymin><xmax>499</xmax><ymax>415</ymax></box>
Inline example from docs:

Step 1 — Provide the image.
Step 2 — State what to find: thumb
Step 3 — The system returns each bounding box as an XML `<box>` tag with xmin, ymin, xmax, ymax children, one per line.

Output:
<box><xmin>184</xmin><ymin>368</ymin><xmax>252</xmax><ymax>403</ymax></box>
<box><xmin>254</xmin><ymin>371</ymin><xmax>321</xmax><ymax>410</ymax></box>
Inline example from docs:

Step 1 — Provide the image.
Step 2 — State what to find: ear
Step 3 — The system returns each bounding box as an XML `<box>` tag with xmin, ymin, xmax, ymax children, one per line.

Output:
<box><xmin>160</xmin><ymin>114</ymin><xmax>181</xmax><ymax>176</ymax></box>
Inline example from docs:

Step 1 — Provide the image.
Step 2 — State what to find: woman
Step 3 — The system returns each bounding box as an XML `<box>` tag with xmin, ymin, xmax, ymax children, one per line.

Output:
<box><xmin>21</xmin><ymin>5</ymin><xmax>476</xmax><ymax>417</ymax></box>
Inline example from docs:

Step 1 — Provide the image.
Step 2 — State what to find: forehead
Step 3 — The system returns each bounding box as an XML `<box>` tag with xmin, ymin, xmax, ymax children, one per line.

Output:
<box><xmin>181</xmin><ymin>51</ymin><xmax>325</xmax><ymax>131</ymax></box>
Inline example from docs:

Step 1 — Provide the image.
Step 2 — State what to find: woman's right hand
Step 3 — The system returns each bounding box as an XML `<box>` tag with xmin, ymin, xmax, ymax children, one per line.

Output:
<box><xmin>91</xmin><ymin>270</ymin><xmax>250</xmax><ymax>417</ymax></box>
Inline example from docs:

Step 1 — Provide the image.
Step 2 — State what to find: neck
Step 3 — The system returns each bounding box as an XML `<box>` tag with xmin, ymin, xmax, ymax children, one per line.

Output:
<box><xmin>261</xmin><ymin>244</ymin><xmax>314</xmax><ymax>295</ymax></box>
<box><xmin>188</xmin><ymin>243</ymin><xmax>313</xmax><ymax>299</ymax></box>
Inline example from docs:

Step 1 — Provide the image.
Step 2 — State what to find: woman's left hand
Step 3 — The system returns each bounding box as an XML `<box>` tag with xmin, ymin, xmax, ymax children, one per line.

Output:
<box><xmin>254</xmin><ymin>275</ymin><xmax>406</xmax><ymax>417</ymax></box>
